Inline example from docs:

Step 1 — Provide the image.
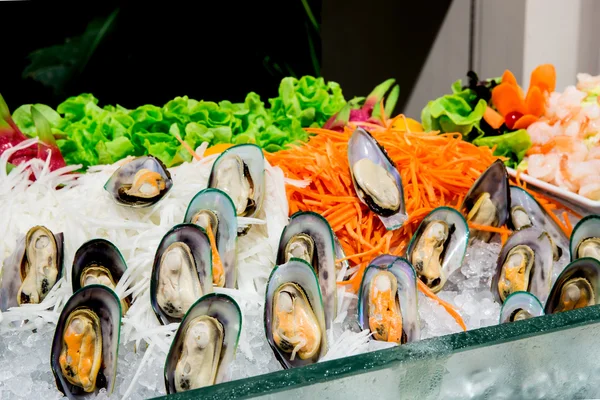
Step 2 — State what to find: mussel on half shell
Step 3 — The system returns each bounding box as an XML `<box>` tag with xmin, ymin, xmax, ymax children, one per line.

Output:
<box><xmin>72</xmin><ymin>239</ymin><xmax>129</xmax><ymax>314</ymax></box>
<box><xmin>570</xmin><ymin>215</ymin><xmax>600</xmax><ymax>262</ymax></box>
<box><xmin>347</xmin><ymin>127</ymin><xmax>407</xmax><ymax>230</ymax></box>
<box><xmin>207</xmin><ymin>144</ymin><xmax>265</xmax><ymax>235</ymax></box>
<box><xmin>406</xmin><ymin>207</ymin><xmax>469</xmax><ymax>293</ymax></box>
<box><xmin>184</xmin><ymin>188</ymin><xmax>238</xmax><ymax>289</ymax></box>
<box><xmin>0</xmin><ymin>226</ymin><xmax>64</xmax><ymax>311</ymax></box>
<box><xmin>50</xmin><ymin>285</ymin><xmax>121</xmax><ymax>399</ymax></box>
<box><xmin>545</xmin><ymin>257</ymin><xmax>600</xmax><ymax>314</ymax></box>
<box><xmin>265</xmin><ymin>259</ymin><xmax>327</xmax><ymax>369</ymax></box>
<box><xmin>276</xmin><ymin>211</ymin><xmax>338</xmax><ymax>330</ymax></box>
<box><xmin>150</xmin><ymin>224</ymin><xmax>213</xmax><ymax>324</ymax></box>
<box><xmin>491</xmin><ymin>228</ymin><xmax>554</xmax><ymax>304</ymax></box>
<box><xmin>509</xmin><ymin>186</ymin><xmax>568</xmax><ymax>261</ymax></box>
<box><xmin>164</xmin><ymin>293</ymin><xmax>241</xmax><ymax>393</ymax></box>
<box><xmin>461</xmin><ymin>160</ymin><xmax>510</xmax><ymax>242</ymax></box>
<box><xmin>104</xmin><ymin>156</ymin><xmax>173</xmax><ymax>208</ymax></box>
<box><xmin>499</xmin><ymin>291</ymin><xmax>544</xmax><ymax>324</ymax></box>
<box><xmin>357</xmin><ymin>255</ymin><xmax>419</xmax><ymax>344</ymax></box>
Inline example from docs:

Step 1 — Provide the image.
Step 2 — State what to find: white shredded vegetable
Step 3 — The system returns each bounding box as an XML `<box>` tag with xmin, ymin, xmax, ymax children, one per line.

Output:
<box><xmin>0</xmin><ymin>141</ymin><xmax>292</xmax><ymax>397</ymax></box>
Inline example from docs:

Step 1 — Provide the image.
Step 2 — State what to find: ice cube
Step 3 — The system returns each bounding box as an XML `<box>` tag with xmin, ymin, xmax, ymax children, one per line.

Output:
<box><xmin>6</xmin><ymin>376</ymin><xmax>32</xmax><ymax>397</ymax></box>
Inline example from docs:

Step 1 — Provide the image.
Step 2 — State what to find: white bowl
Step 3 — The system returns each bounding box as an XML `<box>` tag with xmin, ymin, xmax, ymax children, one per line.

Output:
<box><xmin>507</xmin><ymin>168</ymin><xmax>600</xmax><ymax>215</ymax></box>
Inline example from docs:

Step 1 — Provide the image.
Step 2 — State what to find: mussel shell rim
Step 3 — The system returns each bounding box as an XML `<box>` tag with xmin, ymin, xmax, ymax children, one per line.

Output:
<box><xmin>347</xmin><ymin>127</ymin><xmax>407</xmax><ymax>229</ymax></box>
<box><xmin>72</xmin><ymin>238</ymin><xmax>128</xmax><ymax>293</ymax></box>
<box><xmin>183</xmin><ymin>188</ymin><xmax>239</xmax><ymax>289</ymax></box>
<box><xmin>278</xmin><ymin>211</ymin><xmax>336</xmax><ymax>256</ymax></box>
<box><xmin>50</xmin><ymin>284</ymin><xmax>122</xmax><ymax>399</ymax></box>
<box><xmin>406</xmin><ymin>206</ymin><xmax>469</xmax><ymax>281</ymax></box>
<box><xmin>0</xmin><ymin>228</ymin><xmax>64</xmax><ymax>312</ymax></box>
<box><xmin>490</xmin><ymin>227</ymin><xmax>554</xmax><ymax>304</ymax></box>
<box><xmin>150</xmin><ymin>223</ymin><xmax>213</xmax><ymax>325</ymax></box>
<box><xmin>163</xmin><ymin>292</ymin><xmax>241</xmax><ymax>394</ymax></box>
<box><xmin>183</xmin><ymin>188</ymin><xmax>238</xmax><ymax>224</ymax></box>
<box><xmin>544</xmin><ymin>257</ymin><xmax>600</xmax><ymax>314</ymax></box>
<box><xmin>461</xmin><ymin>159</ymin><xmax>510</xmax><ymax>229</ymax></box>
<box><xmin>207</xmin><ymin>144</ymin><xmax>265</xmax><ymax>219</ymax></box>
<box><xmin>509</xmin><ymin>185</ymin><xmax>569</xmax><ymax>253</ymax></box>
<box><xmin>264</xmin><ymin>258</ymin><xmax>326</xmax><ymax>369</ymax></box>
<box><xmin>103</xmin><ymin>155</ymin><xmax>173</xmax><ymax>208</ymax></box>
<box><xmin>276</xmin><ymin>211</ymin><xmax>338</xmax><ymax>328</ymax></box>
<box><xmin>569</xmin><ymin>214</ymin><xmax>600</xmax><ymax>262</ymax></box>
<box><xmin>357</xmin><ymin>256</ymin><xmax>420</xmax><ymax>343</ymax></box>
<box><xmin>499</xmin><ymin>290</ymin><xmax>544</xmax><ymax>324</ymax></box>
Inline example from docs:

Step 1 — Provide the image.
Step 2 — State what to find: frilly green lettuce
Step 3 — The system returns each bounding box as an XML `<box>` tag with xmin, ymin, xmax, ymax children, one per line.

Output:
<box><xmin>421</xmin><ymin>79</ymin><xmax>486</xmax><ymax>137</ymax></box>
<box><xmin>473</xmin><ymin>129</ymin><xmax>532</xmax><ymax>168</ymax></box>
<box><xmin>13</xmin><ymin>76</ymin><xmax>347</xmax><ymax>169</ymax></box>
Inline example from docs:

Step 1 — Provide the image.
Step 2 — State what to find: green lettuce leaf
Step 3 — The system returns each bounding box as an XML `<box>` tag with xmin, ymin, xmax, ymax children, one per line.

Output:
<box><xmin>10</xmin><ymin>75</ymin><xmax>347</xmax><ymax>168</ymax></box>
<box><xmin>13</xmin><ymin>104</ymin><xmax>64</xmax><ymax>136</ymax></box>
<box><xmin>57</xmin><ymin>94</ymin><xmax>99</xmax><ymax>121</ymax></box>
<box><xmin>421</xmin><ymin>95</ymin><xmax>486</xmax><ymax>136</ymax></box>
<box><xmin>269</xmin><ymin>76</ymin><xmax>346</xmax><ymax>128</ymax></box>
<box><xmin>96</xmin><ymin>136</ymin><xmax>135</xmax><ymax>164</ymax></box>
<box><xmin>473</xmin><ymin>129</ymin><xmax>532</xmax><ymax>168</ymax></box>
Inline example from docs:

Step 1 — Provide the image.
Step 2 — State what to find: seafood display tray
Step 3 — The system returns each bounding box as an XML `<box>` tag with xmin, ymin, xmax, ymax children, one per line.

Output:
<box><xmin>153</xmin><ymin>305</ymin><xmax>600</xmax><ymax>399</ymax></box>
<box><xmin>507</xmin><ymin>168</ymin><xmax>600</xmax><ymax>215</ymax></box>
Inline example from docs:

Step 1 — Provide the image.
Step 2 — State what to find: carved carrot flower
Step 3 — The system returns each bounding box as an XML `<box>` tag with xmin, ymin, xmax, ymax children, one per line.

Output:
<box><xmin>491</xmin><ymin>64</ymin><xmax>556</xmax><ymax>130</ymax></box>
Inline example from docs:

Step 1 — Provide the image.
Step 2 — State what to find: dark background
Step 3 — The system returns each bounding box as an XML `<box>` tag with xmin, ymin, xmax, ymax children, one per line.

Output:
<box><xmin>0</xmin><ymin>1</ymin><xmax>451</xmax><ymax>113</ymax></box>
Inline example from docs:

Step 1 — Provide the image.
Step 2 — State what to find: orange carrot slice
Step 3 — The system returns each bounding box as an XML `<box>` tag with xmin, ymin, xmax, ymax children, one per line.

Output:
<box><xmin>483</xmin><ymin>106</ymin><xmax>505</xmax><ymax>129</ymax></box>
<box><xmin>204</xmin><ymin>143</ymin><xmax>234</xmax><ymax>156</ymax></box>
<box><xmin>525</xmin><ymin>86</ymin><xmax>546</xmax><ymax>117</ymax></box>
<box><xmin>491</xmin><ymin>83</ymin><xmax>528</xmax><ymax>116</ymax></box>
<box><xmin>512</xmin><ymin>114</ymin><xmax>539</xmax><ymax>130</ymax></box>
<box><xmin>501</xmin><ymin>70</ymin><xmax>518</xmax><ymax>86</ymax></box>
<box><xmin>529</xmin><ymin>64</ymin><xmax>556</xmax><ymax>93</ymax></box>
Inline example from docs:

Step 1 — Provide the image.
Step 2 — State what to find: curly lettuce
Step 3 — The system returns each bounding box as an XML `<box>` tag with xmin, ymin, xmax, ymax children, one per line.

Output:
<box><xmin>421</xmin><ymin>79</ymin><xmax>487</xmax><ymax>137</ymax></box>
<box><xmin>473</xmin><ymin>129</ymin><xmax>532</xmax><ymax>168</ymax></box>
<box><xmin>13</xmin><ymin>76</ymin><xmax>347</xmax><ymax>168</ymax></box>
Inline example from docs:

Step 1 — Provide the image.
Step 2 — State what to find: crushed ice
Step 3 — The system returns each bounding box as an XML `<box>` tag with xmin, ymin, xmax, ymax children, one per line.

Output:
<box><xmin>0</xmin><ymin>143</ymin><xmax>574</xmax><ymax>398</ymax></box>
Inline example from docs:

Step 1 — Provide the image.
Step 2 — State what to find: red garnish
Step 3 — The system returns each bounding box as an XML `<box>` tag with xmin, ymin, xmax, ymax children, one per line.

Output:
<box><xmin>505</xmin><ymin>111</ymin><xmax>523</xmax><ymax>129</ymax></box>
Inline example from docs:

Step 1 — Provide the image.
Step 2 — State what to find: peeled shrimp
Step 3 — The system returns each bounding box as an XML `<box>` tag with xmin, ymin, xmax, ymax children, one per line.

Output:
<box><xmin>524</xmin><ymin>75</ymin><xmax>600</xmax><ymax>201</ymax></box>
<box><xmin>527</xmin><ymin>153</ymin><xmax>559</xmax><ymax>182</ymax></box>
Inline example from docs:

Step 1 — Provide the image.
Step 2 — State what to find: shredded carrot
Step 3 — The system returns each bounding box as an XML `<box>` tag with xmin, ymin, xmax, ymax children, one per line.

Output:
<box><xmin>263</xmin><ymin>121</ymin><xmax>583</xmax><ymax>328</ymax></box>
<box><xmin>468</xmin><ymin>223</ymin><xmax>513</xmax><ymax>235</ymax></box>
<box><xmin>266</xmin><ymin>123</ymin><xmax>499</xmax><ymax>302</ymax></box>
<box><xmin>171</xmin><ymin>128</ymin><xmax>202</xmax><ymax>161</ymax></box>
<box><xmin>417</xmin><ymin>280</ymin><xmax>467</xmax><ymax>331</ymax></box>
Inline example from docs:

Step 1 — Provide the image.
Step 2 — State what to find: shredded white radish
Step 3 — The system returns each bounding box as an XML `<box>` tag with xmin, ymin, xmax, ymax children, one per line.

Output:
<box><xmin>0</xmin><ymin>140</ymin><xmax>289</xmax><ymax>365</ymax></box>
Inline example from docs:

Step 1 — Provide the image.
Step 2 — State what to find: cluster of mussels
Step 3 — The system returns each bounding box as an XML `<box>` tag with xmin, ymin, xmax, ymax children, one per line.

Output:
<box><xmin>462</xmin><ymin>159</ymin><xmax>600</xmax><ymax>324</ymax></box>
<box><xmin>0</xmin><ymin>144</ymin><xmax>266</xmax><ymax>397</ymax></box>
<box><xmin>268</xmin><ymin>127</ymin><xmax>600</xmax><ymax>372</ymax></box>
<box><xmin>2</xmin><ymin>128</ymin><xmax>600</xmax><ymax>397</ymax></box>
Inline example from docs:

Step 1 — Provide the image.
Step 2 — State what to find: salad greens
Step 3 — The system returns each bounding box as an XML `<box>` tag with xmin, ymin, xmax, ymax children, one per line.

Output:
<box><xmin>473</xmin><ymin>129</ymin><xmax>532</xmax><ymax>168</ymax></box>
<box><xmin>421</xmin><ymin>80</ymin><xmax>487</xmax><ymax>137</ymax></box>
<box><xmin>421</xmin><ymin>71</ymin><xmax>531</xmax><ymax>168</ymax></box>
<box><xmin>13</xmin><ymin>76</ymin><xmax>347</xmax><ymax>168</ymax></box>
